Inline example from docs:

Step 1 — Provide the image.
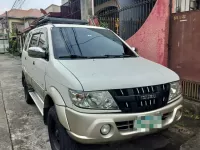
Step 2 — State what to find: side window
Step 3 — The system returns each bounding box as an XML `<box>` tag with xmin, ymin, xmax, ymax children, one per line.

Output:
<box><xmin>29</xmin><ymin>34</ymin><xmax>40</xmax><ymax>48</ymax></box>
<box><xmin>23</xmin><ymin>33</ymin><xmax>31</xmax><ymax>51</ymax></box>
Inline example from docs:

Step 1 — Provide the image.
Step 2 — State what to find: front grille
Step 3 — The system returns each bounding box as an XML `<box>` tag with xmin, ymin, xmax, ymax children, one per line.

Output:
<box><xmin>115</xmin><ymin>112</ymin><xmax>171</xmax><ymax>132</ymax></box>
<box><xmin>110</xmin><ymin>84</ymin><xmax>170</xmax><ymax>113</ymax></box>
<box><xmin>116</xmin><ymin>121</ymin><xmax>134</xmax><ymax>132</ymax></box>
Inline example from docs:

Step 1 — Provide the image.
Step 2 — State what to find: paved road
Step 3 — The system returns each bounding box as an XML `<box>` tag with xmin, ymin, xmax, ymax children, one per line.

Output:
<box><xmin>0</xmin><ymin>54</ymin><xmax>197</xmax><ymax>150</ymax></box>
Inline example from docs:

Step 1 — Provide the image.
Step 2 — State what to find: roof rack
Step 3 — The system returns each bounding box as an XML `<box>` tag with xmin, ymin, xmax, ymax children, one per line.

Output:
<box><xmin>37</xmin><ymin>16</ymin><xmax>88</xmax><ymax>27</ymax></box>
<box><xmin>21</xmin><ymin>16</ymin><xmax>89</xmax><ymax>34</ymax></box>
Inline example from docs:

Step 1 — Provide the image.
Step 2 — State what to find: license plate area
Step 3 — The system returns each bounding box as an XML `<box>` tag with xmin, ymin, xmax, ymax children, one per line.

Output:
<box><xmin>134</xmin><ymin>116</ymin><xmax>162</xmax><ymax>132</ymax></box>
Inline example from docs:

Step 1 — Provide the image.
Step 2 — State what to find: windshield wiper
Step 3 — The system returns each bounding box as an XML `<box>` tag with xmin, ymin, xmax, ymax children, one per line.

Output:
<box><xmin>59</xmin><ymin>55</ymin><xmax>134</xmax><ymax>59</ymax></box>
<box><xmin>103</xmin><ymin>55</ymin><xmax>134</xmax><ymax>58</ymax></box>
<box><xmin>58</xmin><ymin>55</ymin><xmax>89</xmax><ymax>59</ymax></box>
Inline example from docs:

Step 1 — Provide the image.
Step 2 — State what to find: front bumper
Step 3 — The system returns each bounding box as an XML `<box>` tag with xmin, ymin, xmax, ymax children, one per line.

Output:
<box><xmin>66</xmin><ymin>97</ymin><xmax>183</xmax><ymax>144</ymax></box>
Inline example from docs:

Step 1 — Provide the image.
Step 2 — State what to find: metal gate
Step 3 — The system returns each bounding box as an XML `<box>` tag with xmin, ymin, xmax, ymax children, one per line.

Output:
<box><xmin>0</xmin><ymin>39</ymin><xmax>8</xmax><ymax>53</ymax></box>
<box><xmin>98</xmin><ymin>0</ymin><xmax>156</xmax><ymax>40</ymax></box>
<box><xmin>169</xmin><ymin>11</ymin><xmax>200</xmax><ymax>101</ymax></box>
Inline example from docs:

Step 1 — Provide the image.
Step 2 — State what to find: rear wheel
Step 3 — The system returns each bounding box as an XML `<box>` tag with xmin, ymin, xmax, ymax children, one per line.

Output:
<box><xmin>48</xmin><ymin>106</ymin><xmax>79</xmax><ymax>150</ymax></box>
<box><xmin>23</xmin><ymin>81</ymin><xmax>34</xmax><ymax>104</ymax></box>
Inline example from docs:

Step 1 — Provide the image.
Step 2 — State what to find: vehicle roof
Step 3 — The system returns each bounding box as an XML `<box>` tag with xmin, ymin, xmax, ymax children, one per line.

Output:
<box><xmin>54</xmin><ymin>24</ymin><xmax>106</xmax><ymax>29</ymax></box>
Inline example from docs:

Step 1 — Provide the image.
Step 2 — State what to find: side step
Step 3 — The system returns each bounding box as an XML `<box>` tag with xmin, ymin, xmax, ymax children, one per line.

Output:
<box><xmin>29</xmin><ymin>92</ymin><xmax>44</xmax><ymax>116</ymax></box>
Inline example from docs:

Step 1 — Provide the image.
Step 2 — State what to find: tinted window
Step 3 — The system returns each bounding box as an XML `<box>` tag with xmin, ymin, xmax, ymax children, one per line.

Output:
<box><xmin>29</xmin><ymin>34</ymin><xmax>40</xmax><ymax>47</ymax></box>
<box><xmin>52</xmin><ymin>27</ymin><xmax>136</xmax><ymax>59</ymax></box>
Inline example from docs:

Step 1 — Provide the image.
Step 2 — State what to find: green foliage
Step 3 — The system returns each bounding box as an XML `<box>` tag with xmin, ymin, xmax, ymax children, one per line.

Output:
<box><xmin>7</xmin><ymin>38</ymin><xmax>20</xmax><ymax>56</ymax></box>
<box><xmin>99</xmin><ymin>22</ymin><xmax>109</xmax><ymax>28</ymax></box>
<box><xmin>11</xmin><ymin>32</ymin><xmax>17</xmax><ymax>37</ymax></box>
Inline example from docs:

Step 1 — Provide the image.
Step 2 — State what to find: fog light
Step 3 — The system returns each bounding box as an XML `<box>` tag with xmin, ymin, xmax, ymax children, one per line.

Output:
<box><xmin>176</xmin><ymin>109</ymin><xmax>182</xmax><ymax>120</ymax></box>
<box><xmin>100</xmin><ymin>125</ymin><xmax>111</xmax><ymax>135</ymax></box>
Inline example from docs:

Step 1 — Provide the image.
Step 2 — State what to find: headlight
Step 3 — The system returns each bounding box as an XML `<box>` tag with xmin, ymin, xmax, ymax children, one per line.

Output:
<box><xmin>169</xmin><ymin>81</ymin><xmax>182</xmax><ymax>102</ymax></box>
<box><xmin>69</xmin><ymin>90</ymin><xmax>119</xmax><ymax>110</ymax></box>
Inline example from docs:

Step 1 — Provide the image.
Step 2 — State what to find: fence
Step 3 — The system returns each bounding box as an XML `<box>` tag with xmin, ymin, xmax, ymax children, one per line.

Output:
<box><xmin>98</xmin><ymin>0</ymin><xmax>157</xmax><ymax>40</ymax></box>
<box><xmin>182</xmin><ymin>80</ymin><xmax>200</xmax><ymax>102</ymax></box>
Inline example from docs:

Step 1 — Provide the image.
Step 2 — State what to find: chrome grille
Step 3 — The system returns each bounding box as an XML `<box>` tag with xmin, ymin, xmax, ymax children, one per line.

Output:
<box><xmin>110</xmin><ymin>84</ymin><xmax>170</xmax><ymax>113</ymax></box>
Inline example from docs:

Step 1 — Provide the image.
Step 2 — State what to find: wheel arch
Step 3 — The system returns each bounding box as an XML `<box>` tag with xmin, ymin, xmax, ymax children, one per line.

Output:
<box><xmin>43</xmin><ymin>87</ymin><xmax>70</xmax><ymax>130</ymax></box>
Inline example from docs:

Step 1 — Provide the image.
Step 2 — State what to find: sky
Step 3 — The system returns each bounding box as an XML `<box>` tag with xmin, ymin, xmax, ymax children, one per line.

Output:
<box><xmin>0</xmin><ymin>0</ymin><xmax>61</xmax><ymax>15</ymax></box>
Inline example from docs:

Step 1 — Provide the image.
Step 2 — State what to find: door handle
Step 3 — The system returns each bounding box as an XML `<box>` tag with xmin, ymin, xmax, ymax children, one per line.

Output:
<box><xmin>25</xmin><ymin>57</ymin><xmax>26</xmax><ymax>60</ymax></box>
<box><xmin>33</xmin><ymin>61</ymin><xmax>35</xmax><ymax>65</ymax></box>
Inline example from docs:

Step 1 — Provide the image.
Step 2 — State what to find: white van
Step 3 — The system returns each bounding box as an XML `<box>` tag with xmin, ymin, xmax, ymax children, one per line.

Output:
<box><xmin>21</xmin><ymin>17</ymin><xmax>183</xmax><ymax>150</ymax></box>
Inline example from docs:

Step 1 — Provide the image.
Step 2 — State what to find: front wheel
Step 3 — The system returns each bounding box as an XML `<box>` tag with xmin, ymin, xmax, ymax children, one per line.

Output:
<box><xmin>48</xmin><ymin>106</ymin><xmax>79</xmax><ymax>150</ymax></box>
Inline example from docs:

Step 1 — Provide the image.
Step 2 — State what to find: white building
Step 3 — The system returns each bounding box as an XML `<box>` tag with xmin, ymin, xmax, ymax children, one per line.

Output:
<box><xmin>45</xmin><ymin>4</ymin><xmax>61</xmax><ymax>13</ymax></box>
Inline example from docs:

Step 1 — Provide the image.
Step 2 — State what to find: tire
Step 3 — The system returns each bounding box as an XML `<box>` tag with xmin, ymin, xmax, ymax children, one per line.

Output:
<box><xmin>22</xmin><ymin>72</ymin><xmax>25</xmax><ymax>87</ymax></box>
<box><xmin>24</xmin><ymin>81</ymin><xmax>34</xmax><ymax>104</ymax></box>
<box><xmin>48</xmin><ymin>106</ymin><xmax>79</xmax><ymax>150</ymax></box>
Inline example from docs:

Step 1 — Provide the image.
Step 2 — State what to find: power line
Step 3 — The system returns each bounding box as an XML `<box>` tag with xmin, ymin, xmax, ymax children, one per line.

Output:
<box><xmin>11</xmin><ymin>0</ymin><xmax>18</xmax><ymax>9</ymax></box>
<box><xmin>12</xmin><ymin>0</ymin><xmax>27</xmax><ymax>9</ymax></box>
<box><xmin>19</xmin><ymin>0</ymin><xmax>26</xmax><ymax>9</ymax></box>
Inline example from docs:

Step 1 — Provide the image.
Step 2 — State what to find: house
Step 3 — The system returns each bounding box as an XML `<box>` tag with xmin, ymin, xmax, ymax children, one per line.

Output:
<box><xmin>45</xmin><ymin>4</ymin><xmax>61</xmax><ymax>13</ymax></box>
<box><xmin>0</xmin><ymin>9</ymin><xmax>42</xmax><ymax>38</ymax></box>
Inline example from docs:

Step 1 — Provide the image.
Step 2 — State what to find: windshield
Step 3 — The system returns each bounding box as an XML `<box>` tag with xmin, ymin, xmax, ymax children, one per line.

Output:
<box><xmin>51</xmin><ymin>27</ymin><xmax>137</xmax><ymax>59</ymax></box>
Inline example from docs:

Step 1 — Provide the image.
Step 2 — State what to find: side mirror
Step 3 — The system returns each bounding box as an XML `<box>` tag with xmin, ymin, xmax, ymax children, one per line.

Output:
<box><xmin>132</xmin><ymin>47</ymin><xmax>138</xmax><ymax>53</ymax></box>
<box><xmin>28</xmin><ymin>47</ymin><xmax>46</xmax><ymax>58</ymax></box>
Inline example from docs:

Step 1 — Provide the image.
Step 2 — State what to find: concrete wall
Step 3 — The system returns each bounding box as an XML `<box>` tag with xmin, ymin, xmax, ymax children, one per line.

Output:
<box><xmin>0</xmin><ymin>39</ymin><xmax>9</xmax><ymax>53</ymax></box>
<box><xmin>126</xmin><ymin>0</ymin><xmax>170</xmax><ymax>67</ymax></box>
<box><xmin>81</xmin><ymin>0</ymin><xmax>93</xmax><ymax>20</ymax></box>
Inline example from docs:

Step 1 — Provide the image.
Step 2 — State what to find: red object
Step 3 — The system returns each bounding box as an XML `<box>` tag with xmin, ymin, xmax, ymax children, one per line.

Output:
<box><xmin>89</xmin><ymin>16</ymin><xmax>100</xmax><ymax>26</ymax></box>
<box><xmin>126</xmin><ymin>0</ymin><xmax>169</xmax><ymax>67</ymax></box>
<box><xmin>40</xmin><ymin>9</ymin><xmax>48</xmax><ymax>15</ymax></box>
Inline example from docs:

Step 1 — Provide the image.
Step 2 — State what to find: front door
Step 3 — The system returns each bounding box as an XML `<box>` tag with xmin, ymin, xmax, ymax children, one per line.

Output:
<box><xmin>29</xmin><ymin>28</ymin><xmax>49</xmax><ymax>100</ymax></box>
<box><xmin>22</xmin><ymin>32</ymin><xmax>33</xmax><ymax>86</ymax></box>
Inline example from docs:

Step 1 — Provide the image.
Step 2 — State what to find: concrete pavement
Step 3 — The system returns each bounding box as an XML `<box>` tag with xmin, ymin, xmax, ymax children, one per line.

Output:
<box><xmin>0</xmin><ymin>54</ymin><xmax>50</xmax><ymax>150</ymax></box>
<box><xmin>0</xmin><ymin>82</ymin><xmax>12</xmax><ymax>150</ymax></box>
<box><xmin>0</xmin><ymin>53</ymin><xmax>199</xmax><ymax>150</ymax></box>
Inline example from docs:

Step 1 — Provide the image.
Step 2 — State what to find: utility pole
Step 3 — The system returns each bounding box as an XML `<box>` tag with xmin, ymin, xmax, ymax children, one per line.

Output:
<box><xmin>81</xmin><ymin>0</ymin><xmax>94</xmax><ymax>21</ymax></box>
<box><xmin>92</xmin><ymin>0</ymin><xmax>94</xmax><ymax>16</ymax></box>
<box><xmin>5</xmin><ymin>11</ymin><xmax>10</xmax><ymax>49</ymax></box>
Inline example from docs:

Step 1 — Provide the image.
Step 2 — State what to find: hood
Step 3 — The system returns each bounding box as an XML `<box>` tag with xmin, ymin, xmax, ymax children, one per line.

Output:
<box><xmin>59</xmin><ymin>57</ymin><xmax>179</xmax><ymax>91</ymax></box>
